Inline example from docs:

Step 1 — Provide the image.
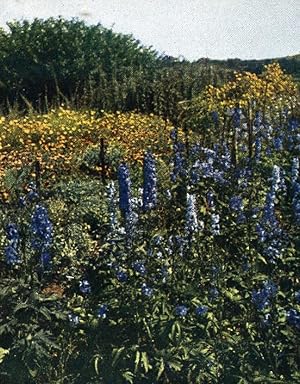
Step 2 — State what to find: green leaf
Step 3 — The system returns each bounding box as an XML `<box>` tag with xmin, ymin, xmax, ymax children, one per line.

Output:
<box><xmin>168</xmin><ymin>360</ymin><xmax>183</xmax><ymax>372</ymax></box>
<box><xmin>134</xmin><ymin>350</ymin><xmax>140</xmax><ymax>373</ymax></box>
<box><xmin>122</xmin><ymin>371</ymin><xmax>134</xmax><ymax>384</ymax></box>
<box><xmin>141</xmin><ymin>351</ymin><xmax>151</xmax><ymax>373</ymax></box>
<box><xmin>0</xmin><ymin>347</ymin><xmax>9</xmax><ymax>364</ymax></box>
<box><xmin>156</xmin><ymin>358</ymin><xmax>165</xmax><ymax>380</ymax></box>
<box><xmin>94</xmin><ymin>355</ymin><xmax>101</xmax><ymax>375</ymax></box>
<box><xmin>112</xmin><ymin>346</ymin><xmax>125</xmax><ymax>367</ymax></box>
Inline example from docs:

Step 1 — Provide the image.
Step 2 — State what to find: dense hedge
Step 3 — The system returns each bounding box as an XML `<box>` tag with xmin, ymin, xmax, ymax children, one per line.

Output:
<box><xmin>0</xmin><ymin>18</ymin><xmax>232</xmax><ymax>119</ymax></box>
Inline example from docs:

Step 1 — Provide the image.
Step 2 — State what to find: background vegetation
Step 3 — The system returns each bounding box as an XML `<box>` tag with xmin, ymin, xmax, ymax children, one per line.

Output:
<box><xmin>0</xmin><ymin>17</ymin><xmax>299</xmax><ymax>384</ymax></box>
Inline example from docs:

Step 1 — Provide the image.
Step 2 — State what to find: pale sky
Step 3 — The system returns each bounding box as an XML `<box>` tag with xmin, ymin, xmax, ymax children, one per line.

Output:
<box><xmin>0</xmin><ymin>0</ymin><xmax>299</xmax><ymax>61</ymax></box>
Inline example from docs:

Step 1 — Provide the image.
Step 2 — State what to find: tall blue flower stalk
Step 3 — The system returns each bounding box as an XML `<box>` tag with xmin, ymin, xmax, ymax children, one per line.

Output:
<box><xmin>291</xmin><ymin>158</ymin><xmax>299</xmax><ymax>186</ymax></box>
<box><xmin>107</xmin><ymin>181</ymin><xmax>118</xmax><ymax>231</ymax></box>
<box><xmin>118</xmin><ymin>163</ymin><xmax>132</xmax><ymax>215</ymax></box>
<box><xmin>142</xmin><ymin>151</ymin><xmax>157</xmax><ymax>211</ymax></box>
<box><xmin>256</xmin><ymin>165</ymin><xmax>284</xmax><ymax>262</ymax></box>
<box><xmin>252</xmin><ymin>281</ymin><xmax>277</xmax><ymax>311</ymax></box>
<box><xmin>185</xmin><ymin>192</ymin><xmax>201</xmax><ymax>235</ymax></box>
<box><xmin>229</xmin><ymin>196</ymin><xmax>246</xmax><ymax>224</ymax></box>
<box><xmin>118</xmin><ymin>163</ymin><xmax>134</xmax><ymax>239</ymax></box>
<box><xmin>207</xmin><ymin>192</ymin><xmax>220</xmax><ymax>235</ymax></box>
<box><xmin>5</xmin><ymin>223</ymin><xmax>21</xmax><ymax>265</ymax></box>
<box><xmin>254</xmin><ymin>137</ymin><xmax>262</xmax><ymax>162</ymax></box>
<box><xmin>290</xmin><ymin>158</ymin><xmax>300</xmax><ymax>224</ymax></box>
<box><xmin>170</xmin><ymin>129</ymin><xmax>186</xmax><ymax>182</ymax></box>
<box><xmin>31</xmin><ymin>204</ymin><xmax>53</xmax><ymax>267</ymax></box>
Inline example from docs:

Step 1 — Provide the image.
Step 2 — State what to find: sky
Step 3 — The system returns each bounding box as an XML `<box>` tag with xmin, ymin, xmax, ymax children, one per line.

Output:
<box><xmin>0</xmin><ymin>0</ymin><xmax>299</xmax><ymax>61</ymax></box>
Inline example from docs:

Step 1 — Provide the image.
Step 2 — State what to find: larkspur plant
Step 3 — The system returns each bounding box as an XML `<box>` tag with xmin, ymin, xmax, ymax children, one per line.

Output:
<box><xmin>5</xmin><ymin>223</ymin><xmax>21</xmax><ymax>265</ymax></box>
<box><xmin>1</xmin><ymin>64</ymin><xmax>300</xmax><ymax>384</ymax></box>
<box><xmin>142</xmin><ymin>151</ymin><xmax>157</xmax><ymax>211</ymax></box>
<box><xmin>31</xmin><ymin>204</ymin><xmax>53</xmax><ymax>267</ymax></box>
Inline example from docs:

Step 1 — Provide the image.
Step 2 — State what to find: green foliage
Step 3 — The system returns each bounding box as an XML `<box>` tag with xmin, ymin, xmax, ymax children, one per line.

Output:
<box><xmin>0</xmin><ymin>17</ymin><xmax>234</xmax><ymax>120</ymax></box>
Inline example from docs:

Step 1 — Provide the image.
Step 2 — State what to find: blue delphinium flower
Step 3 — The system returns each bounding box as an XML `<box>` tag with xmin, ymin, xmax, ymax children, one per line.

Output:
<box><xmin>211</xmin><ymin>111</ymin><xmax>219</xmax><ymax>126</ymax></box>
<box><xmin>40</xmin><ymin>251</ymin><xmax>51</xmax><ymax>268</ymax></box>
<box><xmin>286</xmin><ymin>309</ymin><xmax>300</xmax><ymax>329</ymax></box>
<box><xmin>257</xmin><ymin>165</ymin><xmax>283</xmax><ymax>258</ymax></box>
<box><xmin>229</xmin><ymin>196</ymin><xmax>243</xmax><ymax>211</ymax></box>
<box><xmin>232</xmin><ymin>107</ymin><xmax>242</xmax><ymax>128</ymax></box>
<box><xmin>185</xmin><ymin>193</ymin><xmax>200</xmax><ymax>234</ymax></box>
<box><xmin>5</xmin><ymin>244</ymin><xmax>20</xmax><ymax>265</ymax></box>
<box><xmin>171</xmin><ymin>142</ymin><xmax>186</xmax><ymax>182</ymax></box>
<box><xmin>220</xmin><ymin>144</ymin><xmax>231</xmax><ymax>171</ymax></box>
<box><xmin>209</xmin><ymin>287</ymin><xmax>219</xmax><ymax>300</ymax></box>
<box><xmin>252</xmin><ymin>289</ymin><xmax>270</xmax><ymax>310</ymax></box>
<box><xmin>261</xmin><ymin>313</ymin><xmax>272</xmax><ymax>327</ymax></box>
<box><xmin>175</xmin><ymin>305</ymin><xmax>188</xmax><ymax>317</ymax></box>
<box><xmin>97</xmin><ymin>304</ymin><xmax>108</xmax><ymax>319</ymax></box>
<box><xmin>5</xmin><ymin>223</ymin><xmax>21</xmax><ymax>265</ymax></box>
<box><xmin>79</xmin><ymin>279</ymin><xmax>91</xmax><ymax>294</ymax></box>
<box><xmin>254</xmin><ymin>137</ymin><xmax>262</xmax><ymax>162</ymax></box>
<box><xmin>252</xmin><ymin>281</ymin><xmax>277</xmax><ymax>311</ymax></box>
<box><xmin>170</xmin><ymin>128</ymin><xmax>178</xmax><ymax>141</ymax></box>
<box><xmin>235</xmin><ymin>165</ymin><xmax>252</xmax><ymax>189</ymax></box>
<box><xmin>68</xmin><ymin>313</ymin><xmax>80</xmax><ymax>326</ymax></box>
<box><xmin>133</xmin><ymin>261</ymin><xmax>146</xmax><ymax>275</ymax></box>
<box><xmin>141</xmin><ymin>283</ymin><xmax>153</xmax><ymax>297</ymax></box>
<box><xmin>6</xmin><ymin>223</ymin><xmax>19</xmax><ymax>242</ymax></box>
<box><xmin>254</xmin><ymin>111</ymin><xmax>262</xmax><ymax>129</ymax></box>
<box><xmin>207</xmin><ymin>191</ymin><xmax>215</xmax><ymax>209</ymax></box>
<box><xmin>31</xmin><ymin>204</ymin><xmax>53</xmax><ymax>267</ymax></box>
<box><xmin>143</xmin><ymin>151</ymin><xmax>157</xmax><ymax>211</ymax></box>
<box><xmin>271</xmin><ymin>165</ymin><xmax>281</xmax><ymax>193</ymax></box>
<box><xmin>292</xmin><ymin>182</ymin><xmax>300</xmax><ymax>224</ymax></box>
<box><xmin>207</xmin><ymin>191</ymin><xmax>220</xmax><ymax>235</ymax></box>
<box><xmin>107</xmin><ymin>181</ymin><xmax>118</xmax><ymax>231</ymax></box>
<box><xmin>116</xmin><ymin>270</ymin><xmax>128</xmax><ymax>283</ymax></box>
<box><xmin>288</xmin><ymin>118</ymin><xmax>299</xmax><ymax>133</ymax></box>
<box><xmin>295</xmin><ymin>290</ymin><xmax>300</xmax><ymax>304</ymax></box>
<box><xmin>291</xmin><ymin>158</ymin><xmax>299</xmax><ymax>186</ymax></box>
<box><xmin>18</xmin><ymin>196</ymin><xmax>26</xmax><ymax>208</ymax></box>
<box><xmin>195</xmin><ymin>306</ymin><xmax>208</xmax><ymax>316</ymax></box>
<box><xmin>263</xmin><ymin>280</ymin><xmax>277</xmax><ymax>297</ymax></box>
<box><xmin>27</xmin><ymin>182</ymin><xmax>39</xmax><ymax>201</ymax></box>
<box><xmin>274</xmin><ymin>137</ymin><xmax>283</xmax><ymax>151</ymax></box>
<box><xmin>118</xmin><ymin>163</ymin><xmax>132</xmax><ymax>215</ymax></box>
<box><xmin>31</xmin><ymin>204</ymin><xmax>53</xmax><ymax>249</ymax></box>
<box><xmin>211</xmin><ymin>214</ymin><xmax>220</xmax><ymax>235</ymax></box>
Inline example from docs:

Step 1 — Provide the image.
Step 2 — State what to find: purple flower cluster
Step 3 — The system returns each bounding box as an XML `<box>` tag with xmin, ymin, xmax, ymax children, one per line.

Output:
<box><xmin>171</xmin><ymin>142</ymin><xmax>186</xmax><ymax>182</ymax></box>
<box><xmin>107</xmin><ymin>181</ymin><xmax>118</xmax><ymax>231</ymax></box>
<box><xmin>97</xmin><ymin>304</ymin><xmax>108</xmax><ymax>319</ymax></box>
<box><xmin>185</xmin><ymin>193</ymin><xmax>201</xmax><ymax>234</ymax></box>
<box><xmin>141</xmin><ymin>283</ymin><xmax>153</xmax><ymax>297</ymax></box>
<box><xmin>143</xmin><ymin>151</ymin><xmax>157</xmax><ymax>211</ymax></box>
<box><xmin>118</xmin><ymin>163</ymin><xmax>132</xmax><ymax>215</ymax></box>
<box><xmin>286</xmin><ymin>309</ymin><xmax>300</xmax><ymax>329</ymax></box>
<box><xmin>252</xmin><ymin>281</ymin><xmax>277</xmax><ymax>311</ymax></box>
<box><xmin>291</xmin><ymin>158</ymin><xmax>300</xmax><ymax>224</ymax></box>
<box><xmin>175</xmin><ymin>305</ymin><xmax>188</xmax><ymax>317</ymax></box>
<box><xmin>133</xmin><ymin>261</ymin><xmax>147</xmax><ymax>275</ymax></box>
<box><xmin>31</xmin><ymin>204</ymin><xmax>53</xmax><ymax>267</ymax></box>
<box><xmin>5</xmin><ymin>223</ymin><xmax>21</xmax><ymax>265</ymax></box>
<box><xmin>256</xmin><ymin>165</ymin><xmax>284</xmax><ymax>262</ymax></box>
<box><xmin>79</xmin><ymin>279</ymin><xmax>91</xmax><ymax>294</ymax></box>
<box><xmin>207</xmin><ymin>192</ymin><xmax>220</xmax><ymax>235</ymax></box>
